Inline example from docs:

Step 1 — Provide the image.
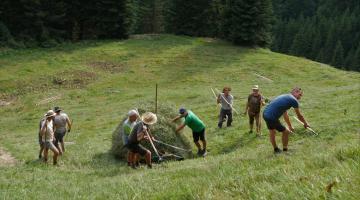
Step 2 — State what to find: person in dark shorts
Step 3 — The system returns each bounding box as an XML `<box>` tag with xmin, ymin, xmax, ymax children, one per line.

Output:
<box><xmin>126</xmin><ymin>112</ymin><xmax>157</xmax><ymax>169</ymax></box>
<box><xmin>172</xmin><ymin>108</ymin><xmax>207</xmax><ymax>156</ymax></box>
<box><xmin>244</xmin><ymin>85</ymin><xmax>265</xmax><ymax>136</ymax></box>
<box><xmin>53</xmin><ymin>106</ymin><xmax>72</xmax><ymax>154</ymax></box>
<box><xmin>121</xmin><ymin>109</ymin><xmax>139</xmax><ymax>166</ymax></box>
<box><xmin>217</xmin><ymin>87</ymin><xmax>234</xmax><ymax>128</ymax></box>
<box><xmin>263</xmin><ymin>87</ymin><xmax>310</xmax><ymax>153</ymax></box>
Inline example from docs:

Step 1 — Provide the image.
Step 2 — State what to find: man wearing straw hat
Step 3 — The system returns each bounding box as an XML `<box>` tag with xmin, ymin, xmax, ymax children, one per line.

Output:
<box><xmin>40</xmin><ymin>110</ymin><xmax>60</xmax><ymax>165</ymax></box>
<box><xmin>217</xmin><ymin>86</ymin><xmax>234</xmax><ymax>128</ymax></box>
<box><xmin>263</xmin><ymin>87</ymin><xmax>310</xmax><ymax>153</ymax></box>
<box><xmin>127</xmin><ymin>112</ymin><xmax>157</xmax><ymax>169</ymax></box>
<box><xmin>121</xmin><ymin>109</ymin><xmax>139</xmax><ymax>166</ymax></box>
<box><xmin>172</xmin><ymin>108</ymin><xmax>207</xmax><ymax>156</ymax></box>
<box><xmin>53</xmin><ymin>106</ymin><xmax>72</xmax><ymax>154</ymax></box>
<box><xmin>244</xmin><ymin>85</ymin><xmax>265</xmax><ymax>136</ymax></box>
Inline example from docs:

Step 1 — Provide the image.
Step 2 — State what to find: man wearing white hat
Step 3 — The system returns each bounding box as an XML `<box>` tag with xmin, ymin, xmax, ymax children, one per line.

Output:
<box><xmin>126</xmin><ymin>112</ymin><xmax>157</xmax><ymax>169</ymax></box>
<box><xmin>121</xmin><ymin>109</ymin><xmax>139</xmax><ymax>166</ymax></box>
<box><xmin>244</xmin><ymin>85</ymin><xmax>265</xmax><ymax>136</ymax></box>
<box><xmin>40</xmin><ymin>110</ymin><xmax>60</xmax><ymax>165</ymax></box>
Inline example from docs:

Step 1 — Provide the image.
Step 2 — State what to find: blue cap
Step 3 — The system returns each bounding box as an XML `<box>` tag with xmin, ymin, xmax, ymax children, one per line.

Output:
<box><xmin>179</xmin><ymin>108</ymin><xmax>186</xmax><ymax>115</ymax></box>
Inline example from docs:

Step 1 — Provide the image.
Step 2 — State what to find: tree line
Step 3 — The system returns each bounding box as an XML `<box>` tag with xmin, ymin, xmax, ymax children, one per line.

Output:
<box><xmin>0</xmin><ymin>0</ymin><xmax>358</xmax><ymax>71</ymax></box>
<box><xmin>0</xmin><ymin>0</ymin><xmax>273</xmax><ymax>47</ymax></box>
<box><xmin>271</xmin><ymin>0</ymin><xmax>360</xmax><ymax>71</ymax></box>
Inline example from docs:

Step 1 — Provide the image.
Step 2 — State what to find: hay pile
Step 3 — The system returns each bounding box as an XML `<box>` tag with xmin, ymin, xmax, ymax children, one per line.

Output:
<box><xmin>111</xmin><ymin>102</ymin><xmax>193</xmax><ymax>160</ymax></box>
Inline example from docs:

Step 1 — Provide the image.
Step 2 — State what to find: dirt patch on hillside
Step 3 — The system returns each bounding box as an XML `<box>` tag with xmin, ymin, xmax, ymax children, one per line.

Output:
<box><xmin>52</xmin><ymin>70</ymin><xmax>97</xmax><ymax>88</ymax></box>
<box><xmin>0</xmin><ymin>147</ymin><xmax>17</xmax><ymax>167</ymax></box>
<box><xmin>0</xmin><ymin>100</ymin><xmax>11</xmax><ymax>106</ymax></box>
<box><xmin>36</xmin><ymin>95</ymin><xmax>62</xmax><ymax>106</ymax></box>
<box><xmin>87</xmin><ymin>61</ymin><xmax>126</xmax><ymax>73</ymax></box>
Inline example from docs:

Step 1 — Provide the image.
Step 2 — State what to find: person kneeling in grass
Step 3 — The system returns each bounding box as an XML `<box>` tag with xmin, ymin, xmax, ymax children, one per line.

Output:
<box><xmin>263</xmin><ymin>87</ymin><xmax>310</xmax><ymax>153</ymax></box>
<box><xmin>126</xmin><ymin>112</ymin><xmax>157</xmax><ymax>169</ymax></box>
<box><xmin>172</xmin><ymin>108</ymin><xmax>207</xmax><ymax>157</ymax></box>
<box><xmin>121</xmin><ymin>109</ymin><xmax>139</xmax><ymax>167</ymax></box>
<box><xmin>40</xmin><ymin>110</ymin><xmax>60</xmax><ymax>165</ymax></box>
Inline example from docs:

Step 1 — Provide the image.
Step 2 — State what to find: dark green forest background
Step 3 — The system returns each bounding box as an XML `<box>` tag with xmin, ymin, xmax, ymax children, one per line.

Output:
<box><xmin>0</xmin><ymin>0</ymin><xmax>359</xmax><ymax>71</ymax></box>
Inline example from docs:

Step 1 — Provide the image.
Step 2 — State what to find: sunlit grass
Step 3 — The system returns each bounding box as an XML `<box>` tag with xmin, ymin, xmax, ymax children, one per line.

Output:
<box><xmin>0</xmin><ymin>34</ymin><xmax>359</xmax><ymax>199</ymax></box>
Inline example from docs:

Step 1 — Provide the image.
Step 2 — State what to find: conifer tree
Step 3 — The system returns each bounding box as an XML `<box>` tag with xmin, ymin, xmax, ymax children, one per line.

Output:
<box><xmin>331</xmin><ymin>40</ymin><xmax>345</xmax><ymax>68</ymax></box>
<box><xmin>224</xmin><ymin>0</ymin><xmax>273</xmax><ymax>46</ymax></box>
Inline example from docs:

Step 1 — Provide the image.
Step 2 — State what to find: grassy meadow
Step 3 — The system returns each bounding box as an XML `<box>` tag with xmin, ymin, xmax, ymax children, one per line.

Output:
<box><xmin>0</xmin><ymin>34</ymin><xmax>359</xmax><ymax>199</ymax></box>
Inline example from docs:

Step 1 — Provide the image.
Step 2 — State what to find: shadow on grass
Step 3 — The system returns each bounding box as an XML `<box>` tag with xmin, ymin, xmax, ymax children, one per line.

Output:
<box><xmin>218</xmin><ymin>131</ymin><xmax>258</xmax><ymax>154</ymax></box>
<box><xmin>89</xmin><ymin>151</ymin><xmax>131</xmax><ymax>177</ymax></box>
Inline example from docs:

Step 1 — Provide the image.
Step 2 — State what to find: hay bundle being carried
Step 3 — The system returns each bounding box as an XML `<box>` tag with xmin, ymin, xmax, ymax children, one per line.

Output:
<box><xmin>111</xmin><ymin>102</ymin><xmax>192</xmax><ymax>161</ymax></box>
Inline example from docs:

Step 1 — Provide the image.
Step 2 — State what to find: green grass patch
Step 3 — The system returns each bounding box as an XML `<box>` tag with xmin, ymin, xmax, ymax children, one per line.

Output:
<box><xmin>0</xmin><ymin>34</ymin><xmax>359</xmax><ymax>199</ymax></box>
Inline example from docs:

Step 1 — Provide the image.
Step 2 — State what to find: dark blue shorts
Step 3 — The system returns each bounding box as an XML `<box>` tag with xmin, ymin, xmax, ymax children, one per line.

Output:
<box><xmin>126</xmin><ymin>143</ymin><xmax>148</xmax><ymax>156</ymax></box>
<box><xmin>263</xmin><ymin>116</ymin><xmax>286</xmax><ymax>132</ymax></box>
<box><xmin>192</xmin><ymin>128</ymin><xmax>206</xmax><ymax>143</ymax></box>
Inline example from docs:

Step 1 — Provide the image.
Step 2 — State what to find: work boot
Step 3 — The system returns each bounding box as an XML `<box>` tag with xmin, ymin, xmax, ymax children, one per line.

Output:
<box><xmin>39</xmin><ymin>154</ymin><xmax>42</xmax><ymax>159</ymax></box>
<box><xmin>202</xmin><ymin>149</ymin><xmax>207</xmax><ymax>157</ymax></box>
<box><xmin>53</xmin><ymin>160</ymin><xmax>57</xmax><ymax>165</ymax></box>
<box><xmin>274</xmin><ymin>147</ymin><xmax>281</xmax><ymax>154</ymax></box>
<box><xmin>283</xmin><ymin>148</ymin><xmax>288</xmax><ymax>152</ymax></box>
<box><xmin>197</xmin><ymin>149</ymin><xmax>202</xmax><ymax>156</ymax></box>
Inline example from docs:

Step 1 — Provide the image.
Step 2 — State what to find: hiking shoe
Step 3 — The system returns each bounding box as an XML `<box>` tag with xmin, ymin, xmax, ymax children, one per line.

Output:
<box><xmin>39</xmin><ymin>154</ymin><xmax>42</xmax><ymax>159</ymax></box>
<box><xmin>197</xmin><ymin>149</ymin><xmax>202</xmax><ymax>156</ymax></box>
<box><xmin>274</xmin><ymin>147</ymin><xmax>281</xmax><ymax>154</ymax></box>
<box><xmin>283</xmin><ymin>148</ymin><xmax>288</xmax><ymax>152</ymax></box>
<box><xmin>53</xmin><ymin>161</ymin><xmax>57</xmax><ymax>165</ymax></box>
<box><xmin>202</xmin><ymin>149</ymin><xmax>207</xmax><ymax>157</ymax></box>
<box><xmin>249</xmin><ymin>130</ymin><xmax>253</xmax><ymax>134</ymax></box>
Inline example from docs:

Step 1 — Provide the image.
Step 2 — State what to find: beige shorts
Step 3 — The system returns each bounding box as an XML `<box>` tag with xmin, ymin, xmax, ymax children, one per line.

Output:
<box><xmin>45</xmin><ymin>141</ymin><xmax>57</xmax><ymax>151</ymax></box>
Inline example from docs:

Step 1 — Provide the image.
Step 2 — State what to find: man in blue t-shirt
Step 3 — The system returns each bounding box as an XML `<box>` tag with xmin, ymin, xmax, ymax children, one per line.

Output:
<box><xmin>263</xmin><ymin>87</ymin><xmax>310</xmax><ymax>153</ymax></box>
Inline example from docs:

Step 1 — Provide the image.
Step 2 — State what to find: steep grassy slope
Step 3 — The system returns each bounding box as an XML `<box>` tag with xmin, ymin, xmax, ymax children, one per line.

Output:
<box><xmin>0</xmin><ymin>34</ymin><xmax>359</xmax><ymax>199</ymax></box>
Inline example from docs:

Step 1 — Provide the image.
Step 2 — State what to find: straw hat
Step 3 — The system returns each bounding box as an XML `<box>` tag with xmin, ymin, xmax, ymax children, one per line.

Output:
<box><xmin>44</xmin><ymin>110</ymin><xmax>56</xmax><ymax>117</ymax></box>
<box><xmin>141</xmin><ymin>112</ymin><xmax>157</xmax><ymax>125</ymax></box>
<box><xmin>252</xmin><ymin>85</ymin><xmax>259</xmax><ymax>90</ymax></box>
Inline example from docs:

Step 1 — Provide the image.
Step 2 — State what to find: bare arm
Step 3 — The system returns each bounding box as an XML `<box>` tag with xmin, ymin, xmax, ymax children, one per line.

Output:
<box><xmin>260</xmin><ymin>96</ymin><xmax>266</xmax><ymax>106</ymax></box>
<box><xmin>171</xmin><ymin>115</ymin><xmax>182</xmax><ymax>122</ymax></box>
<box><xmin>294</xmin><ymin>108</ymin><xmax>309</xmax><ymax>128</ymax></box>
<box><xmin>66</xmin><ymin>117</ymin><xmax>72</xmax><ymax>132</ymax></box>
<box><xmin>40</xmin><ymin>121</ymin><xmax>47</xmax><ymax>137</ymax></box>
<box><xmin>244</xmin><ymin>102</ymin><xmax>249</xmax><ymax>114</ymax></box>
<box><xmin>283</xmin><ymin>111</ymin><xmax>294</xmax><ymax>131</ymax></box>
<box><xmin>175</xmin><ymin>123</ymin><xmax>186</xmax><ymax>133</ymax></box>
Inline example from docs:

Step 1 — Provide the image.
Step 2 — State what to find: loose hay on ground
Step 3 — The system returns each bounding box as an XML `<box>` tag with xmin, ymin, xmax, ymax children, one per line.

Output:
<box><xmin>87</xmin><ymin>61</ymin><xmax>126</xmax><ymax>73</ymax></box>
<box><xmin>111</xmin><ymin>102</ymin><xmax>192</xmax><ymax>161</ymax></box>
<box><xmin>0</xmin><ymin>147</ymin><xmax>17</xmax><ymax>166</ymax></box>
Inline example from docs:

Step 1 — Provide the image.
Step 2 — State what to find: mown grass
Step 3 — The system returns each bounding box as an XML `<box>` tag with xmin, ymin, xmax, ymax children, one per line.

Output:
<box><xmin>0</xmin><ymin>34</ymin><xmax>359</xmax><ymax>200</ymax></box>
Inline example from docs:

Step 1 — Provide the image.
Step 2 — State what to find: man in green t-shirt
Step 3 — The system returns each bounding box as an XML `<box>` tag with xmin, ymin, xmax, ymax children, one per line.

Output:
<box><xmin>172</xmin><ymin>108</ymin><xmax>207</xmax><ymax>156</ymax></box>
